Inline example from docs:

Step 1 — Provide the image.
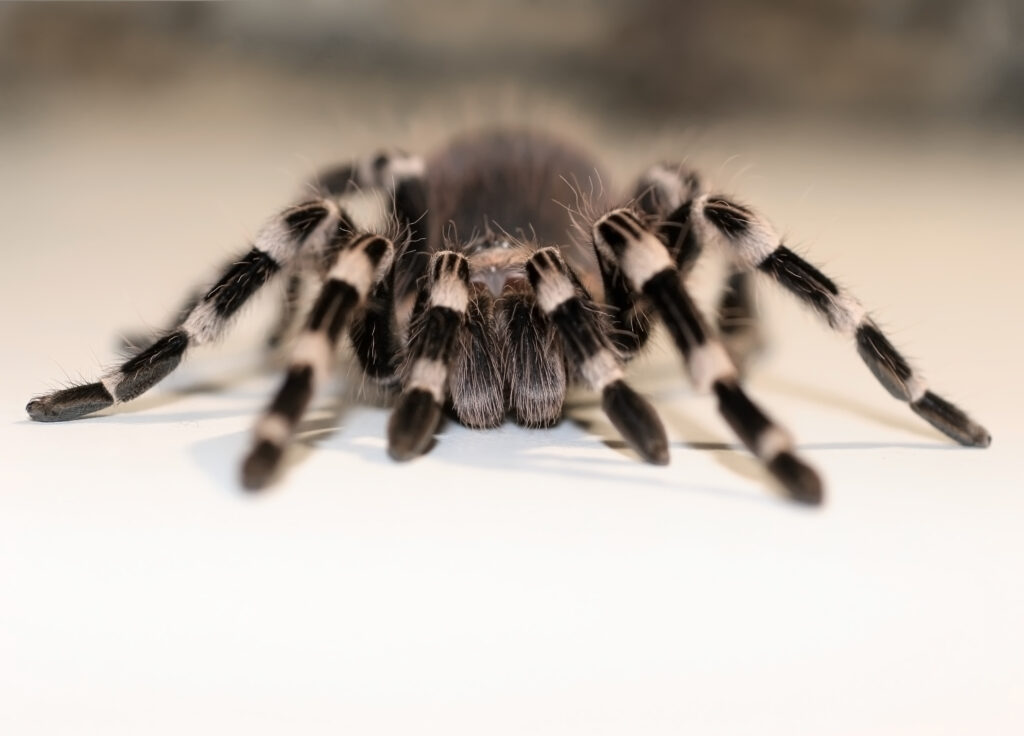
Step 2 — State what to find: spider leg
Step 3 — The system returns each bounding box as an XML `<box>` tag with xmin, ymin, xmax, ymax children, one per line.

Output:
<box><xmin>687</xmin><ymin>193</ymin><xmax>991</xmax><ymax>447</ymax></box>
<box><xmin>348</xmin><ymin>274</ymin><xmax>401</xmax><ymax>388</ymax></box>
<box><xmin>242</xmin><ymin>231</ymin><xmax>395</xmax><ymax>489</ymax></box>
<box><xmin>316</xmin><ymin>149</ymin><xmax>431</xmax><ymax>317</ymax></box>
<box><xmin>633</xmin><ymin>163</ymin><xmax>705</xmax><ymax>277</ymax></box>
<box><xmin>26</xmin><ymin>200</ymin><xmax>341</xmax><ymax>422</ymax></box>
<box><xmin>122</xmin><ymin>255</ymin><xmax>306</xmax><ymax>354</ymax></box>
<box><xmin>591</xmin><ymin>163</ymin><xmax>706</xmax><ymax>361</ymax></box>
<box><xmin>119</xmin><ymin>148</ymin><xmax>427</xmax><ymax>357</ymax></box>
<box><xmin>525</xmin><ymin>247</ymin><xmax>669</xmax><ymax>464</ymax></box>
<box><xmin>387</xmin><ymin>251</ymin><xmax>471</xmax><ymax>460</ymax></box>
<box><xmin>633</xmin><ymin>163</ymin><xmax>763</xmax><ymax>373</ymax></box>
<box><xmin>305</xmin><ymin>146</ymin><xmax>433</xmax><ymax>381</ymax></box>
<box><xmin>320</xmin><ymin>148</ymin><xmax>432</xmax><ymax>388</ymax></box>
<box><xmin>593</xmin><ymin>209</ymin><xmax>823</xmax><ymax>504</ymax></box>
<box><xmin>592</xmin><ymin>242</ymin><xmax>654</xmax><ymax>359</ymax></box>
<box><xmin>244</xmin><ymin>143</ymin><xmax>433</xmax><ymax>484</ymax></box>
<box><xmin>318</xmin><ymin>147</ymin><xmax>448</xmax><ymax>454</ymax></box>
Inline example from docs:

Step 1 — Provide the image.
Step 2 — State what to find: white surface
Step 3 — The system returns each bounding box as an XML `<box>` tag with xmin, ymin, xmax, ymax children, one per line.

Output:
<box><xmin>2</xmin><ymin>71</ymin><xmax>1023</xmax><ymax>734</ymax></box>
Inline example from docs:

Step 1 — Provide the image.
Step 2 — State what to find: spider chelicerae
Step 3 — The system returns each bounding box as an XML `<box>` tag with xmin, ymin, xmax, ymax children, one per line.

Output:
<box><xmin>26</xmin><ymin>128</ymin><xmax>991</xmax><ymax>504</ymax></box>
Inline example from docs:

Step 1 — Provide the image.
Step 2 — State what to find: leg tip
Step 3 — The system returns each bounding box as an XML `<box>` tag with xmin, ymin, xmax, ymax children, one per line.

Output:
<box><xmin>943</xmin><ymin>414</ymin><xmax>991</xmax><ymax>448</ymax></box>
<box><xmin>601</xmin><ymin>380</ymin><xmax>670</xmax><ymax>465</ymax></box>
<box><xmin>387</xmin><ymin>389</ymin><xmax>442</xmax><ymax>462</ymax></box>
<box><xmin>27</xmin><ymin>396</ymin><xmax>69</xmax><ymax>422</ymax></box>
<box><xmin>910</xmin><ymin>392</ymin><xmax>992</xmax><ymax>449</ymax></box>
<box><xmin>25</xmin><ymin>383</ymin><xmax>114</xmax><ymax>422</ymax></box>
<box><xmin>768</xmin><ymin>452</ymin><xmax>824</xmax><ymax>506</ymax></box>
<box><xmin>648</xmin><ymin>444</ymin><xmax>671</xmax><ymax>466</ymax></box>
<box><xmin>969</xmin><ymin>428</ymin><xmax>992</xmax><ymax>448</ymax></box>
<box><xmin>240</xmin><ymin>440</ymin><xmax>283</xmax><ymax>491</ymax></box>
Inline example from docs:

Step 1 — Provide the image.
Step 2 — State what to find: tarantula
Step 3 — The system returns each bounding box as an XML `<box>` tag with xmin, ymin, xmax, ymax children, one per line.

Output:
<box><xmin>25</xmin><ymin>129</ymin><xmax>991</xmax><ymax>504</ymax></box>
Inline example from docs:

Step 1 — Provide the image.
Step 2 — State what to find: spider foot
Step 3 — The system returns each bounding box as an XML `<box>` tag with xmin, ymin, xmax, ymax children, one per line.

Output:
<box><xmin>601</xmin><ymin>380</ymin><xmax>669</xmax><ymax>465</ymax></box>
<box><xmin>26</xmin><ymin>383</ymin><xmax>115</xmax><ymax>422</ymax></box>
<box><xmin>241</xmin><ymin>440</ymin><xmax>284</xmax><ymax>491</ymax></box>
<box><xmin>387</xmin><ymin>389</ymin><xmax>442</xmax><ymax>461</ymax></box>
<box><xmin>767</xmin><ymin>452</ymin><xmax>824</xmax><ymax>506</ymax></box>
<box><xmin>911</xmin><ymin>391</ymin><xmax>991</xmax><ymax>448</ymax></box>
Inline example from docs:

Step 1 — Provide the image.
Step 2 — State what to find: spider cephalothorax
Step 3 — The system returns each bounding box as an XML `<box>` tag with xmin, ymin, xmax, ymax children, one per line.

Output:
<box><xmin>26</xmin><ymin>128</ymin><xmax>990</xmax><ymax>504</ymax></box>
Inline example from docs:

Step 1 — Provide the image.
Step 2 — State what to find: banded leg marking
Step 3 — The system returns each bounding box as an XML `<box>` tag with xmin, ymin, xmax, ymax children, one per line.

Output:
<box><xmin>688</xmin><ymin>193</ymin><xmax>990</xmax><ymax>447</ymax></box>
<box><xmin>27</xmin><ymin>200</ymin><xmax>336</xmax><ymax>423</ymax></box>
<box><xmin>314</xmin><ymin>150</ymin><xmax>430</xmax><ymax>385</ymax></box>
<box><xmin>387</xmin><ymin>251</ymin><xmax>470</xmax><ymax>461</ymax></box>
<box><xmin>593</xmin><ymin>209</ymin><xmax>823</xmax><ymax>503</ymax></box>
<box><xmin>349</xmin><ymin>276</ymin><xmax>401</xmax><ymax>387</ymax></box>
<box><xmin>526</xmin><ymin>247</ymin><xmax>669</xmax><ymax>465</ymax></box>
<box><xmin>634</xmin><ymin>163</ymin><xmax>705</xmax><ymax>275</ymax></box>
<box><xmin>242</xmin><ymin>233</ymin><xmax>395</xmax><ymax>489</ymax></box>
<box><xmin>315</xmin><ymin>150</ymin><xmax>430</xmax><ymax>307</ymax></box>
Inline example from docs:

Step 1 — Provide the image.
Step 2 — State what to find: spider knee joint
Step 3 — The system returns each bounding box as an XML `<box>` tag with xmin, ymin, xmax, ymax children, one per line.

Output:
<box><xmin>525</xmin><ymin>247</ymin><xmax>576</xmax><ymax>312</ymax></box>
<box><xmin>593</xmin><ymin>209</ymin><xmax>674</xmax><ymax>290</ymax></box>
<box><xmin>428</xmin><ymin>252</ymin><xmax>471</xmax><ymax>312</ymax></box>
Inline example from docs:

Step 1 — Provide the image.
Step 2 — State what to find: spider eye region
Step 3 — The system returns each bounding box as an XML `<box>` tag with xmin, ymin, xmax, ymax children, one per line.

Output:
<box><xmin>466</xmin><ymin>244</ymin><xmax>528</xmax><ymax>297</ymax></box>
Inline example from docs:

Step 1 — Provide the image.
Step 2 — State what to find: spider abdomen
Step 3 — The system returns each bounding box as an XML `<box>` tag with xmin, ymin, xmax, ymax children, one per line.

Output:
<box><xmin>429</xmin><ymin>128</ymin><xmax>606</xmax><ymax>242</ymax></box>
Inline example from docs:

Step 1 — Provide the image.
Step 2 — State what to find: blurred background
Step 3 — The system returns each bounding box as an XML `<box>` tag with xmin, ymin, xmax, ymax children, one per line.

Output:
<box><xmin>3</xmin><ymin>3</ymin><xmax>1023</xmax><ymax>735</ymax></box>
<box><xmin>3</xmin><ymin>0</ymin><xmax>1023</xmax><ymax>123</ymax></box>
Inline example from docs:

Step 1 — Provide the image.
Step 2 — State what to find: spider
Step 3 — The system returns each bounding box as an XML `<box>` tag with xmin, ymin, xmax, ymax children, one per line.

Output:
<box><xmin>25</xmin><ymin>128</ymin><xmax>990</xmax><ymax>504</ymax></box>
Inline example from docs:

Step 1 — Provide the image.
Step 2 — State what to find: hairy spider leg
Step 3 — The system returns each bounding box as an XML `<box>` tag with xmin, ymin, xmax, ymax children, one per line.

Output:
<box><xmin>588</xmin><ymin>160</ymin><xmax>707</xmax><ymax>361</ymax></box>
<box><xmin>633</xmin><ymin>163</ymin><xmax>763</xmax><ymax>373</ymax></box>
<box><xmin>316</xmin><ymin>149</ymin><xmax>431</xmax><ymax>312</ymax></box>
<box><xmin>26</xmin><ymin>200</ymin><xmax>340</xmax><ymax>422</ymax></box>
<box><xmin>387</xmin><ymin>251</ymin><xmax>471</xmax><ymax>461</ymax></box>
<box><xmin>683</xmin><ymin>192</ymin><xmax>991</xmax><ymax>448</ymax></box>
<box><xmin>593</xmin><ymin>209</ymin><xmax>823</xmax><ymax>504</ymax></box>
<box><xmin>526</xmin><ymin>247</ymin><xmax>669</xmax><ymax>464</ymax></box>
<box><xmin>123</xmin><ymin>150</ymin><xmax>431</xmax><ymax>357</ymax></box>
<box><xmin>321</xmin><ymin>149</ymin><xmax>432</xmax><ymax>387</ymax></box>
<box><xmin>242</xmin><ymin>230</ymin><xmax>395</xmax><ymax>489</ymax></box>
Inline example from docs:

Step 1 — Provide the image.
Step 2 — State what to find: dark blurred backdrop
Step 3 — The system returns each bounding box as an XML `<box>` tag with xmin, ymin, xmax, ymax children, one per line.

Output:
<box><xmin>2</xmin><ymin>0</ymin><xmax>1022</xmax><ymax>125</ymax></box>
